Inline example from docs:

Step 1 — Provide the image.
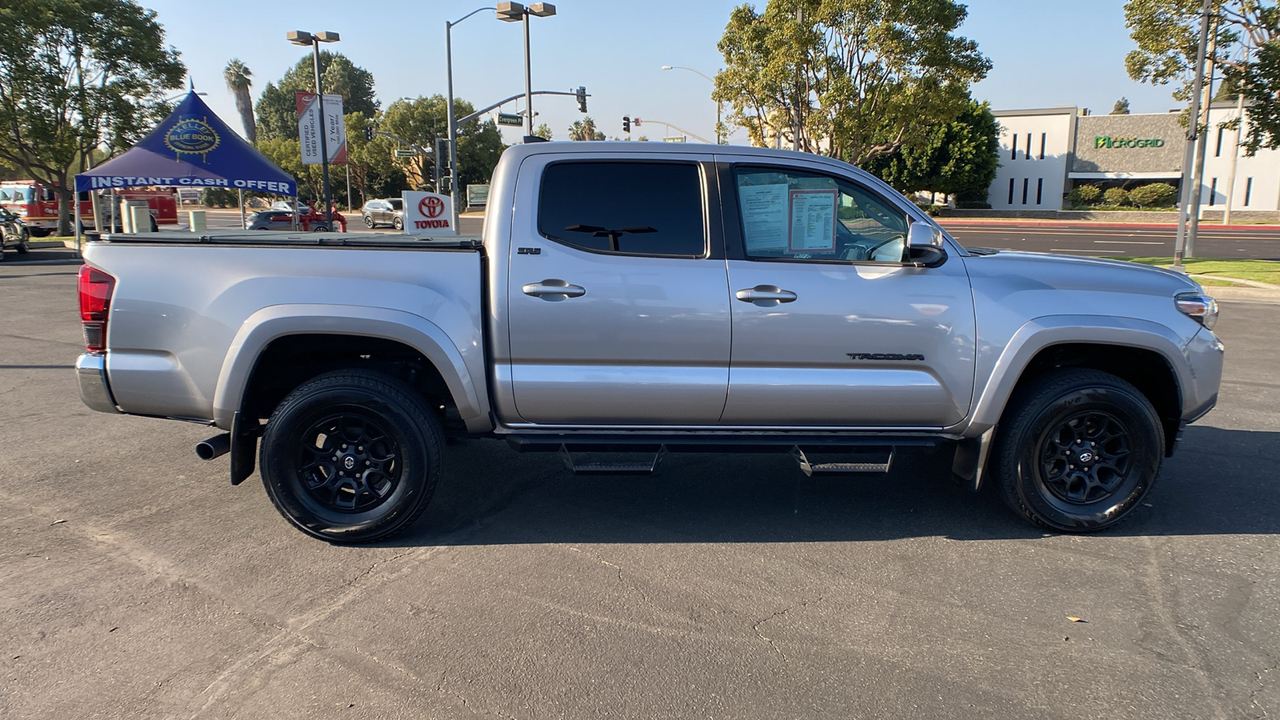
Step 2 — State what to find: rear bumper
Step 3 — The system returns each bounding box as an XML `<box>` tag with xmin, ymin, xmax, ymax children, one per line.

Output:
<box><xmin>76</xmin><ymin>353</ymin><xmax>120</xmax><ymax>414</ymax></box>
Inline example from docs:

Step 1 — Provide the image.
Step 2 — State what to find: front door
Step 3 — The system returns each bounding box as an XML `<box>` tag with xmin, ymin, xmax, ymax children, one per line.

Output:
<box><xmin>719</xmin><ymin>162</ymin><xmax>976</xmax><ymax>428</ymax></box>
<box><xmin>505</xmin><ymin>155</ymin><xmax>731</xmax><ymax>425</ymax></box>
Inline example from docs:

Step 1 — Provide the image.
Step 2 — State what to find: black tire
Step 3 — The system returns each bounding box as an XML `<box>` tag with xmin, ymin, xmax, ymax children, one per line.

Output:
<box><xmin>14</xmin><ymin>227</ymin><xmax>29</xmax><ymax>253</ymax></box>
<box><xmin>392</xmin><ymin>216</ymin><xmax>403</xmax><ymax>231</ymax></box>
<box><xmin>992</xmin><ymin>369</ymin><xmax>1163</xmax><ymax>533</ymax></box>
<box><xmin>148</xmin><ymin>215</ymin><xmax>158</xmax><ymax>233</ymax></box>
<box><xmin>363</xmin><ymin>214</ymin><xmax>375</xmax><ymax>229</ymax></box>
<box><xmin>259</xmin><ymin>369</ymin><xmax>443</xmax><ymax>543</ymax></box>
<box><xmin>312</xmin><ymin>223</ymin><xmax>330</xmax><ymax>232</ymax></box>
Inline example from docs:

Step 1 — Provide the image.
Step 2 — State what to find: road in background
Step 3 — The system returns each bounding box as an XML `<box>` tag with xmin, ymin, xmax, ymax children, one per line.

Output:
<box><xmin>1</xmin><ymin>264</ymin><xmax>1276</xmax><ymax>719</ymax></box>
<box><xmin>941</xmin><ymin>221</ymin><xmax>1280</xmax><ymax>258</ymax></box>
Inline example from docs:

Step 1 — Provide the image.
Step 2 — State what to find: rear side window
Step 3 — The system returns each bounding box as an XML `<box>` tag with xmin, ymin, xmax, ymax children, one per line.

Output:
<box><xmin>537</xmin><ymin>161</ymin><xmax>705</xmax><ymax>256</ymax></box>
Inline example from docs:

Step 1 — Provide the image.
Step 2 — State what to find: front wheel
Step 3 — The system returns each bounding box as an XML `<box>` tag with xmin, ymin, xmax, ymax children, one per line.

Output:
<box><xmin>992</xmin><ymin>369</ymin><xmax>1163</xmax><ymax>532</ymax></box>
<box><xmin>14</xmin><ymin>227</ymin><xmax>30</xmax><ymax>253</ymax></box>
<box><xmin>392</xmin><ymin>216</ymin><xmax>404</xmax><ymax>231</ymax></box>
<box><xmin>259</xmin><ymin>370</ymin><xmax>443</xmax><ymax>543</ymax></box>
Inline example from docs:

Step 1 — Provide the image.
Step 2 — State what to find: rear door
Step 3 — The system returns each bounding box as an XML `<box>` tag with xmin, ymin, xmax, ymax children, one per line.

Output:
<box><xmin>719</xmin><ymin>161</ymin><xmax>976</xmax><ymax>428</ymax></box>
<box><xmin>505</xmin><ymin>153</ymin><xmax>731</xmax><ymax>425</ymax></box>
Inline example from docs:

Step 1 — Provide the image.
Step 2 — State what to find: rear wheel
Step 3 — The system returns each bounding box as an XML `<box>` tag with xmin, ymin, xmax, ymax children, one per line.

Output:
<box><xmin>259</xmin><ymin>370</ymin><xmax>443</xmax><ymax>543</ymax></box>
<box><xmin>992</xmin><ymin>369</ymin><xmax>1163</xmax><ymax>532</ymax></box>
<box><xmin>364</xmin><ymin>214</ymin><xmax>375</xmax><ymax>228</ymax></box>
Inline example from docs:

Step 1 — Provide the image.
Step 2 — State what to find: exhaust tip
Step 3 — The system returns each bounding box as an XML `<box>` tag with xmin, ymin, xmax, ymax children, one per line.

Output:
<box><xmin>196</xmin><ymin>433</ymin><xmax>231</xmax><ymax>461</ymax></box>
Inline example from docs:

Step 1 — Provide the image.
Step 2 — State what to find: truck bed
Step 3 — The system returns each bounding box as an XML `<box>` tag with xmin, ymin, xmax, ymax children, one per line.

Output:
<box><xmin>94</xmin><ymin>230</ymin><xmax>481</xmax><ymax>249</ymax></box>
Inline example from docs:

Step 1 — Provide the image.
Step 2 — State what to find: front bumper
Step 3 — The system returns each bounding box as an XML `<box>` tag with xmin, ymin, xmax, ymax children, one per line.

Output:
<box><xmin>1181</xmin><ymin>327</ymin><xmax>1225</xmax><ymax>422</ymax></box>
<box><xmin>76</xmin><ymin>353</ymin><xmax>120</xmax><ymax>414</ymax></box>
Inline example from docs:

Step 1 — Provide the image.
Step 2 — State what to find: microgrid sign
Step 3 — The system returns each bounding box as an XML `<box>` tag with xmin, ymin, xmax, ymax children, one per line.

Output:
<box><xmin>1094</xmin><ymin>135</ymin><xmax>1166</xmax><ymax>149</ymax></box>
<box><xmin>401</xmin><ymin>191</ymin><xmax>456</xmax><ymax>236</ymax></box>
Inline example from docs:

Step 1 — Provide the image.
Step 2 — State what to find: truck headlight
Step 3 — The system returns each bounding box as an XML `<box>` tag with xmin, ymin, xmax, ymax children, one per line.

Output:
<box><xmin>1174</xmin><ymin>292</ymin><xmax>1218</xmax><ymax>330</ymax></box>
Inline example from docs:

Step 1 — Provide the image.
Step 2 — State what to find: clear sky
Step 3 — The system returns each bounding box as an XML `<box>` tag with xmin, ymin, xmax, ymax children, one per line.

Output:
<box><xmin>140</xmin><ymin>0</ymin><xmax>1189</xmax><ymax>147</ymax></box>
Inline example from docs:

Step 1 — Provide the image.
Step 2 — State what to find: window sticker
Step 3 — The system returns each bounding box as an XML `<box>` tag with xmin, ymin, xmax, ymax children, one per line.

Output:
<box><xmin>788</xmin><ymin>189</ymin><xmax>837</xmax><ymax>252</ymax></box>
<box><xmin>738</xmin><ymin>182</ymin><xmax>789</xmax><ymax>253</ymax></box>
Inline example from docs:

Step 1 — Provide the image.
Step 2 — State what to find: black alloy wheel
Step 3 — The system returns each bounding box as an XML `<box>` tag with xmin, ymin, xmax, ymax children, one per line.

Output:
<box><xmin>1038</xmin><ymin>410</ymin><xmax>1131</xmax><ymax>505</ymax></box>
<box><xmin>294</xmin><ymin>409</ymin><xmax>403</xmax><ymax>514</ymax></box>
<box><xmin>993</xmin><ymin>369</ymin><xmax>1163</xmax><ymax>532</ymax></box>
<box><xmin>260</xmin><ymin>369</ymin><xmax>443</xmax><ymax>543</ymax></box>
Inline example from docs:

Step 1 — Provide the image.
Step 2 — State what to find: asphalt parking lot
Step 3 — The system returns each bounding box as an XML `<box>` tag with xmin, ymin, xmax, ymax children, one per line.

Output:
<box><xmin>1</xmin><ymin>263</ymin><xmax>1277</xmax><ymax>719</ymax></box>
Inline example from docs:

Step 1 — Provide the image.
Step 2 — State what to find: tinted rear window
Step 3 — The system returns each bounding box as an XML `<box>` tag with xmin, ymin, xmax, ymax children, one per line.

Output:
<box><xmin>537</xmin><ymin>162</ymin><xmax>705</xmax><ymax>256</ymax></box>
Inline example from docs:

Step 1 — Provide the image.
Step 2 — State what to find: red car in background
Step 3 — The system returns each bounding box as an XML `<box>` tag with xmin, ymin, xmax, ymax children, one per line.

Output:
<box><xmin>246</xmin><ymin>207</ymin><xmax>347</xmax><ymax>232</ymax></box>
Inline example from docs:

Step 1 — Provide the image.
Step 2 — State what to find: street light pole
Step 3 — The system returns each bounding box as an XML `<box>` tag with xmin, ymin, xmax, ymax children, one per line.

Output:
<box><xmin>288</xmin><ymin>30</ymin><xmax>341</xmax><ymax>230</ymax></box>
<box><xmin>447</xmin><ymin>7</ymin><xmax>498</xmax><ymax>234</ymax></box>
<box><xmin>661</xmin><ymin>65</ymin><xmax>722</xmax><ymax>144</ymax></box>
<box><xmin>1172</xmin><ymin>0</ymin><xmax>1211</xmax><ymax>270</ymax></box>
<box><xmin>498</xmin><ymin>3</ymin><xmax>556</xmax><ymax>138</ymax></box>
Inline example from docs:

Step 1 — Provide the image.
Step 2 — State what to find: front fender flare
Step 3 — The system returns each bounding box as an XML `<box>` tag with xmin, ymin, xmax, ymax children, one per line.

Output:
<box><xmin>211</xmin><ymin>304</ymin><xmax>490</xmax><ymax>432</ymax></box>
<box><xmin>961</xmin><ymin>314</ymin><xmax>1190</xmax><ymax>436</ymax></box>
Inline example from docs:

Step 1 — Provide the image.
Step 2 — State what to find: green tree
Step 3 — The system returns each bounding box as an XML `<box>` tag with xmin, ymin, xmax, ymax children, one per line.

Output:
<box><xmin>224</xmin><ymin>59</ymin><xmax>256</xmax><ymax>144</ymax></box>
<box><xmin>1111</xmin><ymin>97</ymin><xmax>1131</xmax><ymax>114</ymax></box>
<box><xmin>1124</xmin><ymin>0</ymin><xmax>1279</xmax><ymax>152</ymax></box>
<box><xmin>713</xmin><ymin>0</ymin><xmax>990</xmax><ymax>164</ymax></box>
<box><xmin>256</xmin><ymin>52</ymin><xmax>378</xmax><ymax>141</ymax></box>
<box><xmin>382</xmin><ymin>95</ymin><xmax>504</xmax><ymax>192</ymax></box>
<box><xmin>0</xmin><ymin>0</ymin><xmax>185</xmax><ymax>234</ymax></box>
<box><xmin>862</xmin><ymin>100</ymin><xmax>1000</xmax><ymax>199</ymax></box>
<box><xmin>568</xmin><ymin>117</ymin><xmax>605</xmax><ymax>141</ymax></box>
<box><xmin>533</xmin><ymin>123</ymin><xmax>553</xmax><ymax>140</ymax></box>
<box><xmin>344</xmin><ymin>113</ymin><xmax>407</xmax><ymax>206</ymax></box>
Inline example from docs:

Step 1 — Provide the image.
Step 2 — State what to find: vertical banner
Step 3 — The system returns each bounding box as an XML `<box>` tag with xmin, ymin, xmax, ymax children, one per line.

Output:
<box><xmin>296</xmin><ymin>92</ymin><xmax>347</xmax><ymax>165</ymax></box>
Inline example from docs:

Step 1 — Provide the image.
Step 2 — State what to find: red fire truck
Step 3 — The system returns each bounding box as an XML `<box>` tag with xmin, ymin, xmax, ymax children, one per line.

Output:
<box><xmin>0</xmin><ymin>180</ymin><xmax>178</xmax><ymax>236</ymax></box>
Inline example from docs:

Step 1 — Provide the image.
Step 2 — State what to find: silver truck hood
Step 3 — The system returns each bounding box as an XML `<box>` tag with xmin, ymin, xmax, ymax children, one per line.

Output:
<box><xmin>963</xmin><ymin>250</ymin><xmax>1203</xmax><ymax>298</ymax></box>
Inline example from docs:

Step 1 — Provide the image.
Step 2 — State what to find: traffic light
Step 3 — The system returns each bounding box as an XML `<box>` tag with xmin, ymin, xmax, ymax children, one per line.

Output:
<box><xmin>623</xmin><ymin>116</ymin><xmax>630</xmax><ymax>133</ymax></box>
<box><xmin>576</xmin><ymin>86</ymin><xmax>587</xmax><ymax>113</ymax></box>
<box><xmin>364</xmin><ymin>125</ymin><xmax>374</xmax><ymax>141</ymax></box>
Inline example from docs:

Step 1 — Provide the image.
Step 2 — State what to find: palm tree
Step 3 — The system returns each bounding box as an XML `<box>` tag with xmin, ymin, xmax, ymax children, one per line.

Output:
<box><xmin>224</xmin><ymin>59</ymin><xmax>256</xmax><ymax>144</ymax></box>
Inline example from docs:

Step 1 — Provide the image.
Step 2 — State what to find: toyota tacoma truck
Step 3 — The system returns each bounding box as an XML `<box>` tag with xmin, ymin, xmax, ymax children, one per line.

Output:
<box><xmin>75</xmin><ymin>142</ymin><xmax>1224</xmax><ymax>542</ymax></box>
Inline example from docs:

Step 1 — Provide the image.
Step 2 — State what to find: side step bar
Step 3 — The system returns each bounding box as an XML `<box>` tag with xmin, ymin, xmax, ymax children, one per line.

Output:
<box><xmin>559</xmin><ymin>445</ymin><xmax>667</xmax><ymax>476</ymax></box>
<box><xmin>791</xmin><ymin>447</ymin><xmax>893</xmax><ymax>476</ymax></box>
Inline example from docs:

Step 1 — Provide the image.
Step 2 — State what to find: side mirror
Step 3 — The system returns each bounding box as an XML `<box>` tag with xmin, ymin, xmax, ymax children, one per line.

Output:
<box><xmin>907</xmin><ymin>221</ymin><xmax>943</xmax><ymax>248</ymax></box>
<box><xmin>906</xmin><ymin>221</ymin><xmax>947</xmax><ymax>268</ymax></box>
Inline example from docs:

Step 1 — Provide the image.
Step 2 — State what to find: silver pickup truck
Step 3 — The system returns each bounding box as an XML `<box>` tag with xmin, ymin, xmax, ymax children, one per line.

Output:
<box><xmin>76</xmin><ymin>142</ymin><xmax>1224</xmax><ymax>542</ymax></box>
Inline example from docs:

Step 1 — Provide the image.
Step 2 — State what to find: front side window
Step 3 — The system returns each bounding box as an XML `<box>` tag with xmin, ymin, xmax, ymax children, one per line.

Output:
<box><xmin>734</xmin><ymin>167</ymin><xmax>908</xmax><ymax>264</ymax></box>
<box><xmin>538</xmin><ymin>161</ymin><xmax>705</xmax><ymax>256</ymax></box>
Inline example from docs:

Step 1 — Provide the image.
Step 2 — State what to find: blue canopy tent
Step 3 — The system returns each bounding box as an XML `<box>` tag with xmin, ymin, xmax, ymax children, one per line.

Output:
<box><xmin>74</xmin><ymin>91</ymin><xmax>296</xmax><ymax>242</ymax></box>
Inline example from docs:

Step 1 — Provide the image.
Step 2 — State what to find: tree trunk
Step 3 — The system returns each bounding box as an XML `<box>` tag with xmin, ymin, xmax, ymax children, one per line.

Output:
<box><xmin>55</xmin><ymin>185</ymin><xmax>73</xmax><ymax>236</ymax></box>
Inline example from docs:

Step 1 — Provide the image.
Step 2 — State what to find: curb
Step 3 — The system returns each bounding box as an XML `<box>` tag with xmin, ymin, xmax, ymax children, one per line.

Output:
<box><xmin>1203</xmin><ymin>285</ymin><xmax>1280</xmax><ymax>303</ymax></box>
<box><xmin>937</xmin><ymin>218</ymin><xmax>1280</xmax><ymax>232</ymax></box>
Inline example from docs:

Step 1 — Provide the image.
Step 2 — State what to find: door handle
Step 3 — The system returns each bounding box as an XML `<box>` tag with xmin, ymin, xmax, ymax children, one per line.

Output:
<box><xmin>735</xmin><ymin>285</ymin><xmax>798</xmax><ymax>305</ymax></box>
<box><xmin>523</xmin><ymin>279</ymin><xmax>586</xmax><ymax>300</ymax></box>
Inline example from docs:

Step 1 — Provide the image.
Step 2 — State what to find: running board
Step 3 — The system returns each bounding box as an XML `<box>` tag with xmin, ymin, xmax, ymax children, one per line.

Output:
<box><xmin>792</xmin><ymin>446</ymin><xmax>894</xmax><ymax>476</ymax></box>
<box><xmin>559</xmin><ymin>444</ymin><xmax>667</xmax><ymax>476</ymax></box>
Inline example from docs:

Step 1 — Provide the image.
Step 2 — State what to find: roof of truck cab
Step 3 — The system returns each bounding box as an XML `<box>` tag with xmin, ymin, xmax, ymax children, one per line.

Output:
<box><xmin>499</xmin><ymin>141</ymin><xmax>890</xmax><ymax>194</ymax></box>
<box><xmin>503</xmin><ymin>141</ymin><xmax>850</xmax><ymax>164</ymax></box>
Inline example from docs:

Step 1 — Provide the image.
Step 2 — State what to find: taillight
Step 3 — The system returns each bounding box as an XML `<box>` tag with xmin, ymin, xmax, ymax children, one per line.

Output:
<box><xmin>78</xmin><ymin>266</ymin><xmax>116</xmax><ymax>352</ymax></box>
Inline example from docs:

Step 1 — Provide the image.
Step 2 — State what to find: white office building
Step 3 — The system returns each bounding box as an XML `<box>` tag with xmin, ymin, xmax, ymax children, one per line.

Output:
<box><xmin>989</xmin><ymin>103</ymin><xmax>1280</xmax><ymax>214</ymax></box>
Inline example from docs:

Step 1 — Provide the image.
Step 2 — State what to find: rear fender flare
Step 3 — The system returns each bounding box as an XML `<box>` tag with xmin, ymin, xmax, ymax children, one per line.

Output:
<box><xmin>211</xmin><ymin>304</ymin><xmax>490</xmax><ymax>431</ymax></box>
